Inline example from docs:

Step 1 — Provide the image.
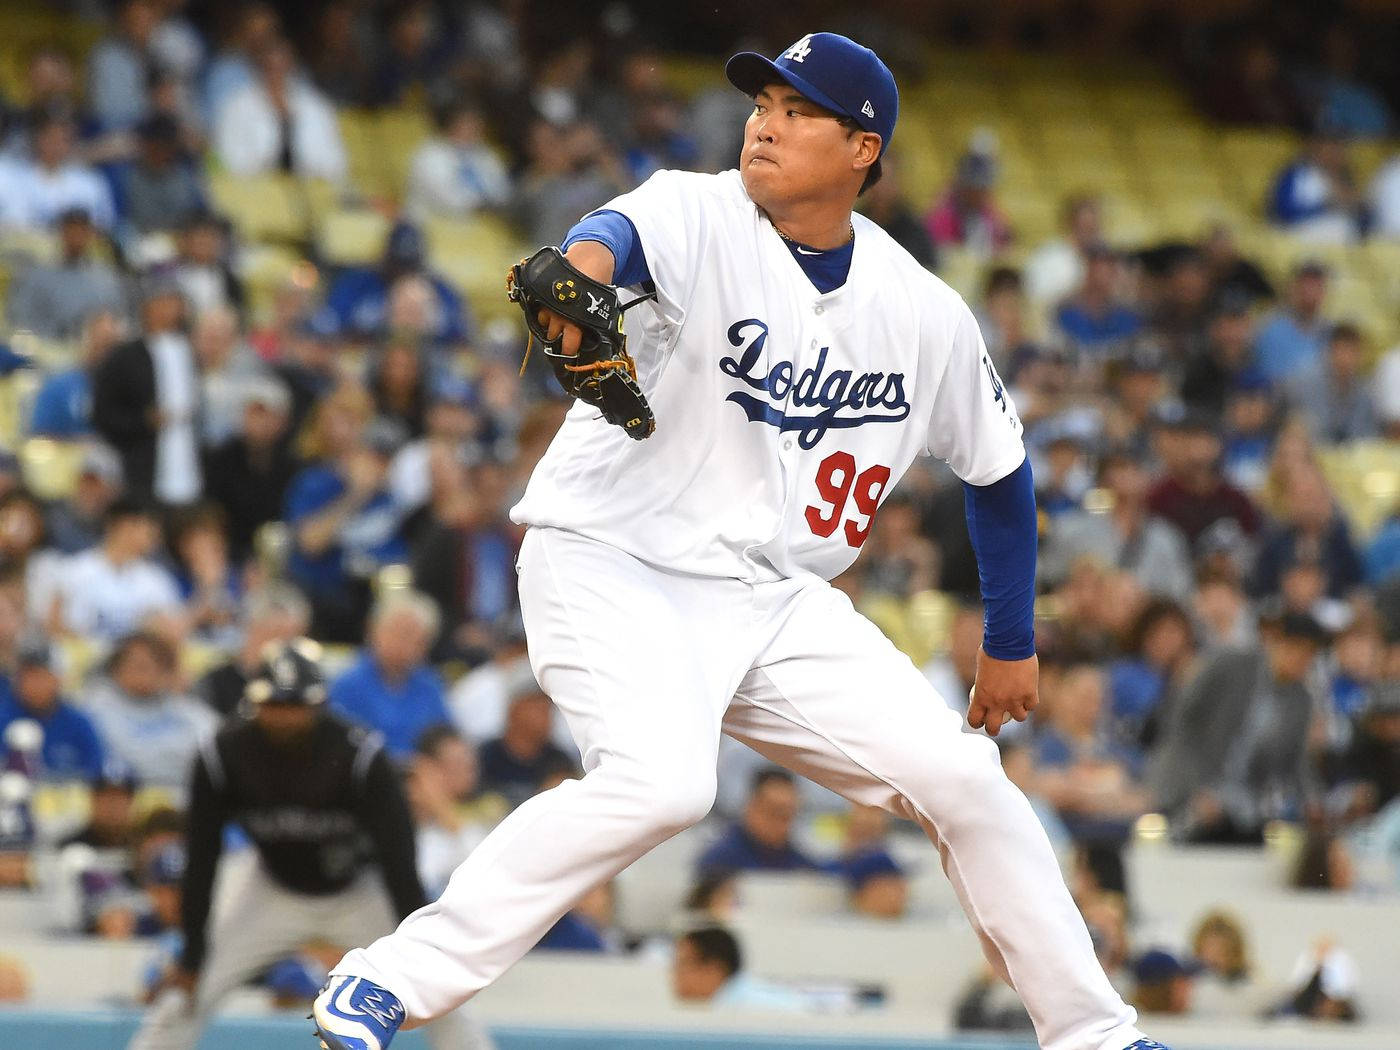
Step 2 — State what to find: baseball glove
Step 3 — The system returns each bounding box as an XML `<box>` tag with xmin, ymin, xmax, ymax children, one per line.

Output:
<box><xmin>507</xmin><ymin>246</ymin><xmax>656</xmax><ymax>440</ymax></box>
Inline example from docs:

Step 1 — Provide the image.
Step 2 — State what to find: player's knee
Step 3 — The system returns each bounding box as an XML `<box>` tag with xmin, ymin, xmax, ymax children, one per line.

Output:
<box><xmin>902</xmin><ymin>736</ymin><xmax>1009</xmax><ymax>817</ymax></box>
<box><xmin>644</xmin><ymin>769</ymin><xmax>717</xmax><ymax>833</ymax></box>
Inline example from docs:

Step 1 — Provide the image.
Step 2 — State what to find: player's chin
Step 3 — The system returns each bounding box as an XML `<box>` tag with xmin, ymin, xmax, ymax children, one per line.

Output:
<box><xmin>741</xmin><ymin>161</ymin><xmax>782</xmax><ymax>200</ymax></box>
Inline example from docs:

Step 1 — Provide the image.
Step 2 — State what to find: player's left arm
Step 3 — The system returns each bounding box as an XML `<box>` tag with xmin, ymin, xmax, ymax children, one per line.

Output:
<box><xmin>355</xmin><ymin>741</ymin><xmax>429</xmax><ymax>919</ymax></box>
<box><xmin>963</xmin><ymin>457</ymin><xmax>1039</xmax><ymax>737</ymax></box>
<box><xmin>925</xmin><ymin>302</ymin><xmax>1038</xmax><ymax>737</ymax></box>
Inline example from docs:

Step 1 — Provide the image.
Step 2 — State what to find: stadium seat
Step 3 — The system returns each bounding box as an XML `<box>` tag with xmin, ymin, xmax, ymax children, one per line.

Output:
<box><xmin>317</xmin><ymin>208</ymin><xmax>392</xmax><ymax>267</ymax></box>
<box><xmin>19</xmin><ymin>437</ymin><xmax>83</xmax><ymax>500</ymax></box>
<box><xmin>207</xmin><ymin>172</ymin><xmax>310</xmax><ymax>245</ymax></box>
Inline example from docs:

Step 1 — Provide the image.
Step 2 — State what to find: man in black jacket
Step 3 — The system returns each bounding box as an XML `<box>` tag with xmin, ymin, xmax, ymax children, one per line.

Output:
<box><xmin>92</xmin><ymin>275</ymin><xmax>202</xmax><ymax>505</ymax></box>
<box><xmin>129</xmin><ymin>640</ymin><xmax>491</xmax><ymax>1050</ymax></box>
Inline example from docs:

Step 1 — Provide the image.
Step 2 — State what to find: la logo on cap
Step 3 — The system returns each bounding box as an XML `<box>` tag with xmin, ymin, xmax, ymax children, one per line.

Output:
<box><xmin>783</xmin><ymin>34</ymin><xmax>813</xmax><ymax>63</ymax></box>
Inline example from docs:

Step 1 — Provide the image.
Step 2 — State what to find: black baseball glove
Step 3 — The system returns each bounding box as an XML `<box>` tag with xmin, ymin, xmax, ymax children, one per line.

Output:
<box><xmin>506</xmin><ymin>246</ymin><xmax>656</xmax><ymax>440</ymax></box>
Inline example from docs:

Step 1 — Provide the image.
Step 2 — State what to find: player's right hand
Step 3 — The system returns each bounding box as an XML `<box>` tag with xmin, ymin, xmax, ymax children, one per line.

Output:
<box><xmin>536</xmin><ymin>308</ymin><xmax>583</xmax><ymax>357</ymax></box>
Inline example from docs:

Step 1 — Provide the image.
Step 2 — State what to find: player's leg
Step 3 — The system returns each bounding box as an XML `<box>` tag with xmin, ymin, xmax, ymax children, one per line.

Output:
<box><xmin>722</xmin><ymin>577</ymin><xmax>1146</xmax><ymax>1050</ymax></box>
<box><xmin>331</xmin><ymin>527</ymin><xmax>750</xmax><ymax>1022</ymax></box>
<box><xmin>128</xmin><ymin>852</ymin><xmax>309</xmax><ymax>1050</ymax></box>
<box><xmin>319</xmin><ymin>874</ymin><xmax>497</xmax><ymax>1050</ymax></box>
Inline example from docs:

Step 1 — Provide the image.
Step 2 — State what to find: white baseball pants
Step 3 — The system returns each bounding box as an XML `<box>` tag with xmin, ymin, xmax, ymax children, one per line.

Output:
<box><xmin>334</xmin><ymin>526</ymin><xmax>1144</xmax><ymax>1050</ymax></box>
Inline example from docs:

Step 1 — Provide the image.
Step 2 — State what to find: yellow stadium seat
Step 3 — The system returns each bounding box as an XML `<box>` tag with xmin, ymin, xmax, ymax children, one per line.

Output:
<box><xmin>20</xmin><ymin>438</ymin><xmax>84</xmax><ymax>500</ymax></box>
<box><xmin>378</xmin><ymin>108</ymin><xmax>434</xmax><ymax>202</ymax></box>
<box><xmin>317</xmin><ymin>209</ymin><xmax>391</xmax><ymax>267</ymax></box>
<box><xmin>338</xmin><ymin>108</ymin><xmax>391</xmax><ymax>201</ymax></box>
<box><xmin>207</xmin><ymin>171</ymin><xmax>309</xmax><ymax>244</ymax></box>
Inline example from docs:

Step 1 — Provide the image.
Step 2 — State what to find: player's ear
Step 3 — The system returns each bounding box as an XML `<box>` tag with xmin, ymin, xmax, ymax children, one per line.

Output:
<box><xmin>853</xmin><ymin>132</ymin><xmax>881</xmax><ymax>178</ymax></box>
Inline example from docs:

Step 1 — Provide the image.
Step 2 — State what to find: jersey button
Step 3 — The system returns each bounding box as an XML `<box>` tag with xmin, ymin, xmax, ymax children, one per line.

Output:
<box><xmin>782</xmin><ymin>438</ymin><xmax>794</xmax><ymax>451</ymax></box>
<box><xmin>813</xmin><ymin>304</ymin><xmax>824</xmax><ymax>315</ymax></box>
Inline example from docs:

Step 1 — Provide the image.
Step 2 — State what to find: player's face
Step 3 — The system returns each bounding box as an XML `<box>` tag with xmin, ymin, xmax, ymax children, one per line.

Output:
<box><xmin>740</xmin><ymin>84</ymin><xmax>876</xmax><ymax>210</ymax></box>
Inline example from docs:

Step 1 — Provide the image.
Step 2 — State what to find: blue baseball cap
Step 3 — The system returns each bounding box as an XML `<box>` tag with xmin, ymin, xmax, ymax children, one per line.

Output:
<box><xmin>726</xmin><ymin>32</ymin><xmax>898</xmax><ymax>181</ymax></box>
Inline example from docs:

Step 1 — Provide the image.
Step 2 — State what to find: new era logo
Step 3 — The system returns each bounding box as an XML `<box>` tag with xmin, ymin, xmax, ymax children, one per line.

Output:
<box><xmin>782</xmin><ymin>34</ymin><xmax>813</xmax><ymax>63</ymax></box>
<box><xmin>861</xmin><ymin>100</ymin><xmax>875</xmax><ymax>119</ymax></box>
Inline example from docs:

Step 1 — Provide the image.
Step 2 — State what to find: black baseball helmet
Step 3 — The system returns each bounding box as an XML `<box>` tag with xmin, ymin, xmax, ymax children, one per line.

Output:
<box><xmin>244</xmin><ymin>638</ymin><xmax>327</xmax><ymax>706</ymax></box>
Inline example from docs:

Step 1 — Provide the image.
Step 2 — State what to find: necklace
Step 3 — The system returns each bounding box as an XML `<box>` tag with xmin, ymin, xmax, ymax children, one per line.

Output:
<box><xmin>770</xmin><ymin>216</ymin><xmax>855</xmax><ymax>251</ymax></box>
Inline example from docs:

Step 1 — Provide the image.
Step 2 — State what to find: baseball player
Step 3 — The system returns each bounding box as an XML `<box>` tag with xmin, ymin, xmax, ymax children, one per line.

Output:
<box><xmin>315</xmin><ymin>33</ymin><xmax>1168</xmax><ymax>1050</ymax></box>
<box><xmin>129</xmin><ymin>639</ymin><xmax>490</xmax><ymax>1050</ymax></box>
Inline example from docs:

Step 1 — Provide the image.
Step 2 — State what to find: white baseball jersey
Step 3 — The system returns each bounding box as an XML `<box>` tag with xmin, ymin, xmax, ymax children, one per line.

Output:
<box><xmin>511</xmin><ymin>168</ymin><xmax>1025</xmax><ymax>583</ymax></box>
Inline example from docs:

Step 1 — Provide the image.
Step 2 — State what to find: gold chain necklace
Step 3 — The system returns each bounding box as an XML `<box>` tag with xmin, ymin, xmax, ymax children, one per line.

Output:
<box><xmin>770</xmin><ymin>217</ymin><xmax>855</xmax><ymax>250</ymax></box>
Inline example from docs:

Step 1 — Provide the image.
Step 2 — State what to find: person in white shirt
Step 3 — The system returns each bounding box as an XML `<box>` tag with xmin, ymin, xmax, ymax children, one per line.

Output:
<box><xmin>0</xmin><ymin>111</ymin><xmax>116</xmax><ymax>231</ymax></box>
<box><xmin>52</xmin><ymin>498</ymin><xmax>181</xmax><ymax>644</ymax></box>
<box><xmin>406</xmin><ymin>98</ymin><xmax>511</xmax><ymax>220</ymax></box>
<box><xmin>1370</xmin><ymin>152</ymin><xmax>1400</xmax><ymax>239</ymax></box>
<box><xmin>213</xmin><ymin>37</ymin><xmax>346</xmax><ymax>181</ymax></box>
<box><xmin>1024</xmin><ymin>193</ymin><xmax>1101</xmax><ymax>308</ymax></box>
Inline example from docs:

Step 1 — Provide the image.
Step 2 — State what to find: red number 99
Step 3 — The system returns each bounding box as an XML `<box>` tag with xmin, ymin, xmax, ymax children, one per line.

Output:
<box><xmin>804</xmin><ymin>451</ymin><xmax>891</xmax><ymax>549</ymax></box>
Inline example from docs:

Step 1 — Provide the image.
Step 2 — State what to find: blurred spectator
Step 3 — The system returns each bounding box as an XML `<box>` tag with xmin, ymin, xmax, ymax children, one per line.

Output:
<box><xmin>31</xmin><ymin>312</ymin><xmax>125</xmax><ymax>440</ymax></box>
<box><xmin>407</xmin><ymin>725</ymin><xmax>494</xmax><ymax>899</ymax></box>
<box><xmin>671</xmin><ymin>925</ymin><xmax>742</xmax><ymax>1003</ymax></box>
<box><xmin>1</xmin><ymin>47</ymin><xmax>91</xmax><ymax>159</ymax></box>
<box><xmin>1269</xmin><ymin>126</ymin><xmax>1366</xmax><ymax>243</ymax></box>
<box><xmin>79</xmin><ymin>631</ymin><xmax>216</xmax><ymax>798</ymax></box>
<box><xmin>1042</xmin><ymin>449</ymin><xmax>1193</xmax><ymax>600</ymax></box>
<box><xmin>328</xmin><ymin>590</ymin><xmax>448</xmax><ymax>759</ymax></box>
<box><xmin>172</xmin><ymin>211</ymin><xmax>243</xmax><ymax>317</ymax></box>
<box><xmin>838</xmin><ymin>805</ymin><xmax>907</xmax><ymax>919</ymax></box>
<box><xmin>622</xmin><ymin>89</ymin><xmax>699</xmax><ymax>184</ymax></box>
<box><xmin>1025</xmin><ymin>194</ymin><xmax>1101</xmax><ymax>308</ymax></box>
<box><xmin>1254</xmin><ymin>260</ymin><xmax>1330</xmax><ymax>383</ymax></box>
<box><xmin>87</xmin><ymin>0</ymin><xmax>160</xmax><ymax>131</ymax></box>
<box><xmin>390</xmin><ymin>372</ymin><xmax>487</xmax><ymax>515</ymax></box>
<box><xmin>513</xmin><ymin>119</ymin><xmax>629</xmax><ymax>246</ymax></box>
<box><xmin>370</xmin><ymin>0</ymin><xmax>457</xmax><ymax>107</ymax></box>
<box><xmin>855</xmin><ymin>153</ymin><xmax>935</xmax><ymax>269</ymax></box>
<box><xmin>1200</xmin><ymin>35</ymin><xmax>1304</xmax><ymax>128</ymax></box>
<box><xmin>203</xmin><ymin>2</ymin><xmax>281</xmax><ymax>123</ymax></box>
<box><xmin>1268</xmin><ymin>940</ymin><xmax>1360</xmax><ymax>1021</ymax></box>
<box><xmin>1131</xmin><ymin>949</ymin><xmax>1194</xmax><ymax>1015</ymax></box>
<box><xmin>1146</xmin><ymin>247</ymin><xmax>1213</xmax><ymax>362</ymax></box>
<box><xmin>1153</xmin><ymin>611</ymin><xmax>1328</xmax><ymax>842</ymax></box>
<box><xmin>1106</xmin><ymin>599</ymin><xmax>1196</xmax><ymax>757</ymax></box>
<box><xmin>213</xmin><ymin>37</ymin><xmax>347</xmax><ymax>181</ymax></box>
<box><xmin>406</xmin><ymin>97</ymin><xmax>511</xmax><ymax>220</ymax></box>
<box><xmin>1368</xmin><ymin>149</ymin><xmax>1400</xmax><ymax>238</ymax></box>
<box><xmin>1332</xmin><ymin>682</ymin><xmax>1400</xmax><ymax>818</ymax></box>
<box><xmin>1146</xmin><ymin>409</ymin><xmax>1261</xmax><ymax>550</ymax></box>
<box><xmin>1220</xmin><ymin>372</ymin><xmax>1278</xmax><ymax>494</ymax></box>
<box><xmin>369</xmin><ymin>340</ymin><xmax>430</xmax><ymax>438</ymax></box>
<box><xmin>285</xmin><ymin>414</ymin><xmax>410</xmax><ymax>642</ymax></box>
<box><xmin>273</xmin><ymin>307</ymin><xmax>343</xmax><ymax>426</ymax></box>
<box><xmin>1305</xmin><ymin>25</ymin><xmax>1392</xmax><ymax>139</ymax></box>
<box><xmin>1200</xmin><ymin>224</ymin><xmax>1273</xmax><ymax>306</ymax></box>
<box><xmin>698</xmin><ymin>769</ymin><xmax>823</xmax><ymax>875</ymax></box>
<box><xmin>1055</xmin><ymin>243</ymin><xmax>1142</xmax><ymax>361</ymax></box>
<box><xmin>119</xmin><ymin>113</ymin><xmax>205</xmax><ymax>238</ymax></box>
<box><xmin>91</xmin><ymin>277</ymin><xmax>201</xmax><ymax>505</ymax></box>
<box><xmin>1250</xmin><ymin>464</ymin><xmax>1364</xmax><ymax>601</ymax></box>
<box><xmin>45</xmin><ymin>443</ymin><xmax>125</xmax><ymax>554</ymax></box>
<box><xmin>1190</xmin><ymin>910</ymin><xmax>1252</xmax><ymax>987</ymax></box>
<box><xmin>62</xmin><ymin>763</ymin><xmax>139</xmax><ymax>849</ymax></box>
<box><xmin>196</xmin><ymin>583</ymin><xmax>310</xmax><ymax>716</ymax></box>
<box><xmin>51</xmin><ymin>498</ymin><xmax>180</xmax><ymax>642</ymax></box>
<box><xmin>536</xmin><ymin>882</ymin><xmax>617</xmax><ymax>953</ymax></box>
<box><xmin>86</xmin><ymin>806</ymin><xmax>186</xmax><ymax>939</ymax></box>
<box><xmin>1287</xmin><ymin>322</ymin><xmax>1378</xmax><ymax>444</ymax></box>
<box><xmin>477</xmin><ymin>676</ymin><xmax>573</xmax><ymax>807</ymax></box>
<box><xmin>0</xmin><ymin>637</ymin><xmax>103</xmax><ymax>782</ymax></box>
<box><xmin>412</xmin><ymin>458</ymin><xmax>520</xmax><ymax>663</ymax></box>
<box><xmin>975</xmin><ymin>267</ymin><xmax>1036</xmax><ymax>367</ymax></box>
<box><xmin>305</xmin><ymin>1</ymin><xmax>375</xmax><ymax>106</ymax></box>
<box><xmin>194</xmin><ymin>304</ymin><xmax>264</xmax><ymax>447</ymax></box>
<box><xmin>201</xmin><ymin>375</ymin><xmax>298</xmax><ymax>563</ymax></box>
<box><xmin>326</xmin><ymin>222</ymin><xmax>471</xmax><ymax>347</ymax></box>
<box><xmin>1180</xmin><ymin>294</ymin><xmax>1257</xmax><ymax>418</ymax></box>
<box><xmin>7</xmin><ymin>208</ymin><xmax>123</xmax><ymax>341</ymax></box>
<box><xmin>0</xmin><ymin>110</ymin><xmax>116</xmax><ymax>232</ymax></box>
<box><xmin>1026</xmin><ymin>663</ymin><xmax>1153</xmax><ymax>844</ymax></box>
<box><xmin>924</xmin><ymin>145</ymin><xmax>1011</xmax><ymax>257</ymax></box>
<box><xmin>682</xmin><ymin>869</ymin><xmax>739</xmax><ymax>924</ymax></box>
<box><xmin>1032</xmin><ymin>426</ymin><xmax>1093</xmax><ymax>519</ymax></box>
<box><xmin>448</xmin><ymin>632</ymin><xmax>574</xmax><ymax>755</ymax></box>
<box><xmin>169</xmin><ymin>505</ymin><xmax>241</xmax><ymax>644</ymax></box>
<box><xmin>1101</xmin><ymin>345</ymin><xmax>1169</xmax><ymax>463</ymax></box>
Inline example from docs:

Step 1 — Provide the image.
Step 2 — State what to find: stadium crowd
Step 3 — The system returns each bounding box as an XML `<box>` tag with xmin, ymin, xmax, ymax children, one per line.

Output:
<box><xmin>0</xmin><ymin>0</ymin><xmax>1396</xmax><ymax>1034</ymax></box>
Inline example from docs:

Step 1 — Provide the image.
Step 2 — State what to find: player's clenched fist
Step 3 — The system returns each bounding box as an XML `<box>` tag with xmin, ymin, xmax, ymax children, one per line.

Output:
<box><xmin>967</xmin><ymin>648</ymin><xmax>1039</xmax><ymax>737</ymax></box>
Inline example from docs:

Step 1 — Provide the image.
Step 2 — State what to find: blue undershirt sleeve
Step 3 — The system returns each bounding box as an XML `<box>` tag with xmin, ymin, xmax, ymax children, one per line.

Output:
<box><xmin>962</xmin><ymin>455</ymin><xmax>1038</xmax><ymax>660</ymax></box>
<box><xmin>562</xmin><ymin>210</ymin><xmax>653</xmax><ymax>288</ymax></box>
